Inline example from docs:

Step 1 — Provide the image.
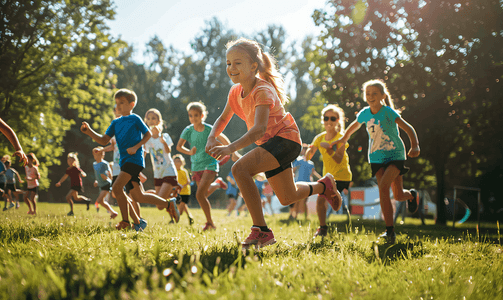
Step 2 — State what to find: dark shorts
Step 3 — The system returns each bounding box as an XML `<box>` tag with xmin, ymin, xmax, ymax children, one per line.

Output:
<box><xmin>180</xmin><ymin>194</ymin><xmax>190</xmax><ymax>204</ymax></box>
<box><xmin>27</xmin><ymin>186</ymin><xmax>39</xmax><ymax>194</ymax></box>
<box><xmin>112</xmin><ymin>175</ymin><xmax>118</xmax><ymax>185</ymax></box>
<box><xmin>6</xmin><ymin>183</ymin><xmax>16</xmax><ymax>192</ymax></box>
<box><xmin>192</xmin><ymin>170</ymin><xmax>217</xmax><ymax>183</ymax></box>
<box><xmin>120</xmin><ymin>163</ymin><xmax>143</xmax><ymax>193</ymax></box>
<box><xmin>259</xmin><ymin>136</ymin><xmax>302</xmax><ymax>179</ymax></box>
<box><xmin>227</xmin><ymin>194</ymin><xmax>237</xmax><ymax>199</ymax></box>
<box><xmin>71</xmin><ymin>186</ymin><xmax>82</xmax><ymax>193</ymax></box>
<box><xmin>335</xmin><ymin>181</ymin><xmax>351</xmax><ymax>193</ymax></box>
<box><xmin>154</xmin><ymin>176</ymin><xmax>178</xmax><ymax>187</ymax></box>
<box><xmin>371</xmin><ymin>160</ymin><xmax>409</xmax><ymax>177</ymax></box>
<box><xmin>100</xmin><ymin>183</ymin><xmax>111</xmax><ymax>192</ymax></box>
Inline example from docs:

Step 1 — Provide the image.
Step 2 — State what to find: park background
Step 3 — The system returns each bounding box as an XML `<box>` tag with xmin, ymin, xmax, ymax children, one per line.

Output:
<box><xmin>1</xmin><ymin>0</ymin><xmax>502</xmax><ymax>225</ymax></box>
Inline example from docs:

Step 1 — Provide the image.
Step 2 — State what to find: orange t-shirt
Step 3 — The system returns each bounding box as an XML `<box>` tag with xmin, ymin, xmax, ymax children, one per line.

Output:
<box><xmin>228</xmin><ymin>79</ymin><xmax>302</xmax><ymax>146</ymax></box>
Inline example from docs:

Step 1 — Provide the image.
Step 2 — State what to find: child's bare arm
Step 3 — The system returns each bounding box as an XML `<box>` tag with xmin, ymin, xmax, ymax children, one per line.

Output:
<box><xmin>176</xmin><ymin>138</ymin><xmax>196</xmax><ymax>156</ymax></box>
<box><xmin>127</xmin><ymin>130</ymin><xmax>151</xmax><ymax>155</ymax></box>
<box><xmin>305</xmin><ymin>145</ymin><xmax>317</xmax><ymax>161</ymax></box>
<box><xmin>81</xmin><ymin>122</ymin><xmax>111</xmax><ymax>146</ymax></box>
<box><xmin>332</xmin><ymin>120</ymin><xmax>361</xmax><ymax>146</ymax></box>
<box><xmin>56</xmin><ymin>174</ymin><xmax>69</xmax><ymax>187</ymax></box>
<box><xmin>160</xmin><ymin>134</ymin><xmax>172</xmax><ymax>154</ymax></box>
<box><xmin>396</xmin><ymin>117</ymin><xmax>420</xmax><ymax>157</ymax></box>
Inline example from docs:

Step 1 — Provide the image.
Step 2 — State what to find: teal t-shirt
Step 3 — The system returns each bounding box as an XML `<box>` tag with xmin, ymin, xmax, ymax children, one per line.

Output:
<box><xmin>180</xmin><ymin>123</ymin><xmax>219</xmax><ymax>172</ymax></box>
<box><xmin>356</xmin><ymin>106</ymin><xmax>406</xmax><ymax>164</ymax></box>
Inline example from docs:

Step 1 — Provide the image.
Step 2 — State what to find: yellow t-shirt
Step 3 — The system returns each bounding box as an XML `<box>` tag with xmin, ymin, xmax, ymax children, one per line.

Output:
<box><xmin>312</xmin><ymin>131</ymin><xmax>352</xmax><ymax>181</ymax></box>
<box><xmin>177</xmin><ymin>168</ymin><xmax>191</xmax><ymax>195</ymax></box>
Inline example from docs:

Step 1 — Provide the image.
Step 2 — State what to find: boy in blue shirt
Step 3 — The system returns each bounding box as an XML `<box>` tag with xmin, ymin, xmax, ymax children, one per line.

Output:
<box><xmin>92</xmin><ymin>146</ymin><xmax>118</xmax><ymax>218</ymax></box>
<box><xmin>81</xmin><ymin>89</ymin><xmax>178</xmax><ymax>231</ymax></box>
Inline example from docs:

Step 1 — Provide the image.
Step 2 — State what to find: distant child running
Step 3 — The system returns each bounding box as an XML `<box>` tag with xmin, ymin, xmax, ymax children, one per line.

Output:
<box><xmin>176</xmin><ymin>101</ymin><xmax>230</xmax><ymax>231</ymax></box>
<box><xmin>55</xmin><ymin>152</ymin><xmax>91</xmax><ymax>215</ymax></box>
<box><xmin>0</xmin><ymin>118</ymin><xmax>27</xmax><ymax>165</ymax></box>
<box><xmin>291</xmin><ymin>145</ymin><xmax>321</xmax><ymax>220</ymax></box>
<box><xmin>81</xmin><ymin>88</ymin><xmax>177</xmax><ymax>231</ymax></box>
<box><xmin>92</xmin><ymin>147</ymin><xmax>118</xmax><ymax>219</ymax></box>
<box><xmin>3</xmin><ymin>160</ymin><xmax>24</xmax><ymax>210</ymax></box>
<box><xmin>144</xmin><ymin>108</ymin><xmax>180</xmax><ymax>222</ymax></box>
<box><xmin>306</xmin><ymin>104</ymin><xmax>352</xmax><ymax>238</ymax></box>
<box><xmin>333</xmin><ymin>79</ymin><xmax>420</xmax><ymax>243</ymax></box>
<box><xmin>173</xmin><ymin>154</ymin><xmax>194</xmax><ymax>225</ymax></box>
<box><xmin>206</xmin><ymin>38</ymin><xmax>341</xmax><ymax>249</ymax></box>
<box><xmin>24</xmin><ymin>153</ymin><xmax>40</xmax><ymax>215</ymax></box>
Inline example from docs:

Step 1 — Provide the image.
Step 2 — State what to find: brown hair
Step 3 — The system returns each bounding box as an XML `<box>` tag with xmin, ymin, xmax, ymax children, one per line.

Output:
<box><xmin>186</xmin><ymin>102</ymin><xmax>208</xmax><ymax>122</ymax></box>
<box><xmin>27</xmin><ymin>153</ymin><xmax>39</xmax><ymax>167</ymax></box>
<box><xmin>226</xmin><ymin>38</ymin><xmax>288</xmax><ymax>105</ymax></box>
<box><xmin>363</xmin><ymin>79</ymin><xmax>395</xmax><ymax>110</ymax></box>
<box><xmin>114</xmin><ymin>89</ymin><xmax>137</xmax><ymax>107</ymax></box>
<box><xmin>67</xmin><ymin>152</ymin><xmax>80</xmax><ymax>168</ymax></box>
<box><xmin>172</xmin><ymin>154</ymin><xmax>186</xmax><ymax>166</ymax></box>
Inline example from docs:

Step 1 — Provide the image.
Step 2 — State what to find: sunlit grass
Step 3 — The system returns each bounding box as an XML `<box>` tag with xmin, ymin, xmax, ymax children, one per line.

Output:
<box><xmin>0</xmin><ymin>203</ymin><xmax>502</xmax><ymax>299</ymax></box>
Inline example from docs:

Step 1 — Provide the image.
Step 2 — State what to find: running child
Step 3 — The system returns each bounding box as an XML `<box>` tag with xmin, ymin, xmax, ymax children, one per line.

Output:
<box><xmin>0</xmin><ymin>155</ymin><xmax>7</xmax><ymax>209</ymax></box>
<box><xmin>144</xmin><ymin>108</ymin><xmax>180</xmax><ymax>222</ymax></box>
<box><xmin>92</xmin><ymin>147</ymin><xmax>118</xmax><ymax>219</ymax></box>
<box><xmin>206</xmin><ymin>37</ymin><xmax>341</xmax><ymax>249</ymax></box>
<box><xmin>55</xmin><ymin>152</ymin><xmax>91</xmax><ymax>215</ymax></box>
<box><xmin>305</xmin><ymin>104</ymin><xmax>352</xmax><ymax>238</ymax></box>
<box><xmin>173</xmin><ymin>154</ymin><xmax>194</xmax><ymax>225</ymax></box>
<box><xmin>176</xmin><ymin>101</ymin><xmax>230</xmax><ymax>231</ymax></box>
<box><xmin>81</xmin><ymin>88</ymin><xmax>177</xmax><ymax>231</ymax></box>
<box><xmin>3</xmin><ymin>160</ymin><xmax>24</xmax><ymax>210</ymax></box>
<box><xmin>24</xmin><ymin>153</ymin><xmax>40</xmax><ymax>215</ymax></box>
<box><xmin>291</xmin><ymin>145</ymin><xmax>321</xmax><ymax>220</ymax></box>
<box><xmin>332</xmin><ymin>79</ymin><xmax>420</xmax><ymax>243</ymax></box>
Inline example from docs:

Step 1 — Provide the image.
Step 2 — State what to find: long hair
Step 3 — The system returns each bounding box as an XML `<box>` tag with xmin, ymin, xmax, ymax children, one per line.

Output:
<box><xmin>321</xmin><ymin>104</ymin><xmax>346</xmax><ymax>134</ymax></box>
<box><xmin>363</xmin><ymin>79</ymin><xmax>395</xmax><ymax>110</ymax></box>
<box><xmin>145</xmin><ymin>108</ymin><xmax>164</xmax><ymax>133</ymax></box>
<box><xmin>226</xmin><ymin>38</ymin><xmax>288</xmax><ymax>105</ymax></box>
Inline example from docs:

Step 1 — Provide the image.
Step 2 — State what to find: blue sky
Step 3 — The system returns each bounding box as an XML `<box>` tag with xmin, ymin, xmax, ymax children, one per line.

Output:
<box><xmin>107</xmin><ymin>0</ymin><xmax>328</xmax><ymax>60</ymax></box>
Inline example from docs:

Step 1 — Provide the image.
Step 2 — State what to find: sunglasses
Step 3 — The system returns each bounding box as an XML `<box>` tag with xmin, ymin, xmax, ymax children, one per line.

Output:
<box><xmin>323</xmin><ymin>116</ymin><xmax>338</xmax><ymax>122</ymax></box>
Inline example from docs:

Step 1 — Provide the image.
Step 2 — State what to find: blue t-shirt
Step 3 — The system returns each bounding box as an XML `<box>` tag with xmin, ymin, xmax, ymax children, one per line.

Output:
<box><xmin>93</xmin><ymin>160</ymin><xmax>112</xmax><ymax>188</ymax></box>
<box><xmin>292</xmin><ymin>157</ymin><xmax>315</xmax><ymax>182</ymax></box>
<box><xmin>105</xmin><ymin>113</ymin><xmax>149</xmax><ymax>168</ymax></box>
<box><xmin>226</xmin><ymin>171</ymin><xmax>239</xmax><ymax>196</ymax></box>
<box><xmin>0</xmin><ymin>161</ymin><xmax>5</xmax><ymax>183</ymax></box>
<box><xmin>180</xmin><ymin>123</ymin><xmax>218</xmax><ymax>172</ymax></box>
<box><xmin>356</xmin><ymin>106</ymin><xmax>406</xmax><ymax>163</ymax></box>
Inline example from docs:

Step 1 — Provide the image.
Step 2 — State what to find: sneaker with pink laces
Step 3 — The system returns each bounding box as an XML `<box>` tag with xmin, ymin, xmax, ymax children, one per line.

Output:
<box><xmin>317</xmin><ymin>173</ymin><xmax>342</xmax><ymax>211</ymax></box>
<box><xmin>214</xmin><ymin>177</ymin><xmax>228</xmax><ymax>190</ymax></box>
<box><xmin>242</xmin><ymin>227</ymin><xmax>276</xmax><ymax>250</ymax></box>
<box><xmin>202</xmin><ymin>222</ymin><xmax>216</xmax><ymax>231</ymax></box>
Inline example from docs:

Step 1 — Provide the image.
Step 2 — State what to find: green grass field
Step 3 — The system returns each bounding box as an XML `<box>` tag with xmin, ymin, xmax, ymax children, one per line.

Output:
<box><xmin>0</xmin><ymin>202</ymin><xmax>502</xmax><ymax>299</ymax></box>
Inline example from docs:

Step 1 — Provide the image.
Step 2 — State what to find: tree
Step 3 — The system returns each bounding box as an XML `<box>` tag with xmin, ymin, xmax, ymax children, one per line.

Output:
<box><xmin>310</xmin><ymin>0</ymin><xmax>503</xmax><ymax>224</ymax></box>
<box><xmin>1</xmin><ymin>0</ymin><xmax>123</xmax><ymax>195</ymax></box>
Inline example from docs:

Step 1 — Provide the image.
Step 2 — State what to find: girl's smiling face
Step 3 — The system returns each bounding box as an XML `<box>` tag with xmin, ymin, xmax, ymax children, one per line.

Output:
<box><xmin>174</xmin><ymin>158</ymin><xmax>182</xmax><ymax>169</ymax></box>
<box><xmin>67</xmin><ymin>157</ymin><xmax>75</xmax><ymax>167</ymax></box>
<box><xmin>145</xmin><ymin>112</ymin><xmax>160</xmax><ymax>127</ymax></box>
<box><xmin>226</xmin><ymin>47</ymin><xmax>258</xmax><ymax>85</ymax></box>
<box><xmin>188</xmin><ymin>109</ymin><xmax>203</xmax><ymax>126</ymax></box>
<box><xmin>365</xmin><ymin>85</ymin><xmax>385</xmax><ymax>108</ymax></box>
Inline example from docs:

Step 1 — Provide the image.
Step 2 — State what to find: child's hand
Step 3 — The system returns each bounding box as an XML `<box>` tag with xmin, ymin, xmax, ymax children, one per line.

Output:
<box><xmin>189</xmin><ymin>146</ymin><xmax>197</xmax><ymax>156</ymax></box>
<box><xmin>205</xmin><ymin>137</ymin><xmax>221</xmax><ymax>153</ymax></box>
<box><xmin>127</xmin><ymin>146</ymin><xmax>138</xmax><ymax>155</ymax></box>
<box><xmin>13</xmin><ymin>150</ymin><xmax>27</xmax><ymax>166</ymax></box>
<box><xmin>94</xmin><ymin>181</ymin><xmax>98</xmax><ymax>187</ymax></box>
<box><xmin>208</xmin><ymin>145</ymin><xmax>231</xmax><ymax>161</ymax></box>
<box><xmin>80</xmin><ymin>122</ymin><xmax>90</xmax><ymax>133</ymax></box>
<box><xmin>19</xmin><ymin>179</ymin><xmax>24</xmax><ymax>183</ymax></box>
<box><xmin>55</xmin><ymin>182</ymin><xmax>61</xmax><ymax>187</ymax></box>
<box><xmin>408</xmin><ymin>146</ymin><xmax>420</xmax><ymax>158</ymax></box>
<box><xmin>319</xmin><ymin>142</ymin><xmax>331</xmax><ymax>150</ymax></box>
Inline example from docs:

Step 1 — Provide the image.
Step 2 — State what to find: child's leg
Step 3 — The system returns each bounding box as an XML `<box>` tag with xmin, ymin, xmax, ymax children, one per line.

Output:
<box><xmin>66</xmin><ymin>190</ymin><xmax>76</xmax><ymax>211</ymax></box>
<box><xmin>112</xmin><ymin>172</ymin><xmax>140</xmax><ymax>223</ymax></box>
<box><xmin>233</xmin><ymin>147</ymin><xmax>326</xmax><ymax>227</ymax></box>
<box><xmin>227</xmin><ymin>197</ymin><xmax>237</xmax><ymax>214</ymax></box>
<box><xmin>207</xmin><ymin>182</ymin><xmax>219</xmax><ymax>196</ymax></box>
<box><xmin>195</xmin><ymin>172</ymin><xmax>216</xmax><ymax>225</ymax></box>
<box><xmin>29</xmin><ymin>191</ymin><xmax>37</xmax><ymax>213</ymax></box>
<box><xmin>23</xmin><ymin>191</ymin><xmax>33</xmax><ymax>212</ymax></box>
<box><xmin>375</xmin><ymin>166</ymin><xmax>401</xmax><ymax>227</ymax></box>
<box><xmin>390</xmin><ymin>175</ymin><xmax>414</xmax><ymax>202</ymax></box>
<box><xmin>316</xmin><ymin>196</ymin><xmax>328</xmax><ymax>226</ymax></box>
<box><xmin>71</xmin><ymin>191</ymin><xmax>89</xmax><ymax>202</ymax></box>
<box><xmin>97</xmin><ymin>191</ymin><xmax>117</xmax><ymax>214</ymax></box>
<box><xmin>129</xmin><ymin>182</ymin><xmax>170</xmax><ymax>208</ymax></box>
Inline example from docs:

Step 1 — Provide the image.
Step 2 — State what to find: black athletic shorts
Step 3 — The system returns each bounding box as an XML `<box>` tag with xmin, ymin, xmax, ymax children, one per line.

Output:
<box><xmin>259</xmin><ymin>136</ymin><xmax>301</xmax><ymax>179</ymax></box>
<box><xmin>120</xmin><ymin>163</ymin><xmax>143</xmax><ymax>193</ymax></box>
<box><xmin>180</xmin><ymin>195</ymin><xmax>190</xmax><ymax>204</ymax></box>
<box><xmin>371</xmin><ymin>160</ymin><xmax>409</xmax><ymax>177</ymax></box>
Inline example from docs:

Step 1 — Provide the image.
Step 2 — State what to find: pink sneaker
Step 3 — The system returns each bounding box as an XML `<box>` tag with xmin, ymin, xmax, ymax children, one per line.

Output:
<box><xmin>202</xmin><ymin>222</ymin><xmax>216</xmax><ymax>231</ymax></box>
<box><xmin>317</xmin><ymin>173</ymin><xmax>342</xmax><ymax>211</ymax></box>
<box><xmin>218</xmin><ymin>155</ymin><xmax>231</xmax><ymax>166</ymax></box>
<box><xmin>242</xmin><ymin>227</ymin><xmax>276</xmax><ymax>250</ymax></box>
<box><xmin>214</xmin><ymin>177</ymin><xmax>228</xmax><ymax>190</ymax></box>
